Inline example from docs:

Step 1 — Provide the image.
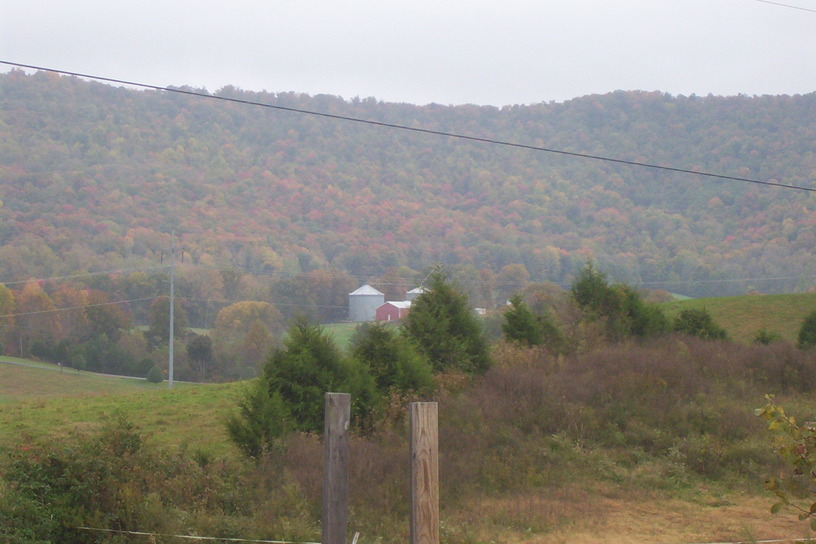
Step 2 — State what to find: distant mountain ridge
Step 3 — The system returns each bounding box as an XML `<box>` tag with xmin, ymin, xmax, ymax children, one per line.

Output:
<box><xmin>1</xmin><ymin>69</ymin><xmax>815</xmax><ymax>297</ymax></box>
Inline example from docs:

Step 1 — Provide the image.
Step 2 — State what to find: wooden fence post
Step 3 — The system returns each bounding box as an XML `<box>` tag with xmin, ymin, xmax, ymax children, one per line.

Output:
<box><xmin>323</xmin><ymin>392</ymin><xmax>351</xmax><ymax>544</ymax></box>
<box><xmin>410</xmin><ymin>402</ymin><xmax>439</xmax><ymax>544</ymax></box>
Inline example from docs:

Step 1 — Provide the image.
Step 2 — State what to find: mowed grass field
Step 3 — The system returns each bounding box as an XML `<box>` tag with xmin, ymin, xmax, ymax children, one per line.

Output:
<box><xmin>663</xmin><ymin>292</ymin><xmax>816</xmax><ymax>344</ymax></box>
<box><xmin>0</xmin><ymin>322</ymin><xmax>363</xmax><ymax>457</ymax></box>
<box><xmin>0</xmin><ymin>360</ymin><xmax>244</xmax><ymax>457</ymax></box>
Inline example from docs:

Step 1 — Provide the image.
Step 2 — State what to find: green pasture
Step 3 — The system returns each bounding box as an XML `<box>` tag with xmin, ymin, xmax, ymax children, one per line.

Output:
<box><xmin>0</xmin><ymin>360</ymin><xmax>244</xmax><ymax>457</ymax></box>
<box><xmin>662</xmin><ymin>292</ymin><xmax>816</xmax><ymax>344</ymax></box>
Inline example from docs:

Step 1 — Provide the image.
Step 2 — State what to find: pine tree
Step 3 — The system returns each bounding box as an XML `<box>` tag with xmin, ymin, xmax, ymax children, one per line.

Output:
<box><xmin>403</xmin><ymin>269</ymin><xmax>490</xmax><ymax>374</ymax></box>
<box><xmin>262</xmin><ymin>317</ymin><xmax>378</xmax><ymax>433</ymax></box>
<box><xmin>351</xmin><ymin>322</ymin><xmax>433</xmax><ymax>393</ymax></box>
<box><xmin>502</xmin><ymin>295</ymin><xmax>545</xmax><ymax>347</ymax></box>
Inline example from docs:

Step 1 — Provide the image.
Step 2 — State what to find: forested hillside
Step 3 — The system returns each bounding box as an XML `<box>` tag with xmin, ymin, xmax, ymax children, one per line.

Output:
<box><xmin>2</xmin><ymin>69</ymin><xmax>816</xmax><ymax>297</ymax></box>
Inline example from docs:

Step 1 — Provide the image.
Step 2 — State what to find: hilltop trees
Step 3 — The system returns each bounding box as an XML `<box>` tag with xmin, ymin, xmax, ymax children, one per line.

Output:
<box><xmin>7</xmin><ymin>70</ymin><xmax>816</xmax><ymax>299</ymax></box>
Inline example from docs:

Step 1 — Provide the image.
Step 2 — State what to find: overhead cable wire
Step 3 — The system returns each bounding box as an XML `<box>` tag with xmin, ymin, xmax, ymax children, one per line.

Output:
<box><xmin>0</xmin><ymin>297</ymin><xmax>155</xmax><ymax>319</ymax></box>
<box><xmin>0</xmin><ymin>266</ymin><xmax>167</xmax><ymax>287</ymax></box>
<box><xmin>755</xmin><ymin>0</ymin><xmax>816</xmax><ymax>13</ymax></box>
<box><xmin>2</xmin><ymin>61</ymin><xmax>814</xmax><ymax>193</ymax></box>
<box><xmin>176</xmin><ymin>295</ymin><xmax>348</xmax><ymax>310</ymax></box>
<box><xmin>182</xmin><ymin>262</ymin><xmax>816</xmax><ymax>289</ymax></box>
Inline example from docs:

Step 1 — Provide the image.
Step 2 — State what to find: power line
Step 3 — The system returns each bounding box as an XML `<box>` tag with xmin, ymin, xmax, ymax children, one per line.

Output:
<box><xmin>178</xmin><ymin>261</ymin><xmax>816</xmax><ymax>295</ymax></box>
<box><xmin>0</xmin><ymin>266</ymin><xmax>167</xmax><ymax>287</ymax></box>
<box><xmin>755</xmin><ymin>0</ymin><xmax>816</xmax><ymax>13</ymax></box>
<box><xmin>0</xmin><ymin>297</ymin><xmax>155</xmax><ymax>320</ymax></box>
<box><xmin>2</xmin><ymin>60</ymin><xmax>814</xmax><ymax>193</ymax></box>
<box><xmin>639</xmin><ymin>273</ymin><xmax>816</xmax><ymax>286</ymax></box>
<box><xmin>177</xmin><ymin>295</ymin><xmax>348</xmax><ymax>310</ymax></box>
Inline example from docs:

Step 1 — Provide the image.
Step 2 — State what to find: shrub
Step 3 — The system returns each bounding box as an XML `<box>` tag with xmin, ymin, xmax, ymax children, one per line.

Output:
<box><xmin>146</xmin><ymin>365</ymin><xmax>164</xmax><ymax>383</ymax></box>
<box><xmin>672</xmin><ymin>308</ymin><xmax>727</xmax><ymax>340</ymax></box>
<box><xmin>754</xmin><ymin>329</ymin><xmax>782</xmax><ymax>345</ymax></box>
<box><xmin>797</xmin><ymin>309</ymin><xmax>816</xmax><ymax>349</ymax></box>
<box><xmin>502</xmin><ymin>295</ymin><xmax>545</xmax><ymax>347</ymax></box>
<box><xmin>0</xmin><ymin>416</ymin><xmax>313</xmax><ymax>543</ymax></box>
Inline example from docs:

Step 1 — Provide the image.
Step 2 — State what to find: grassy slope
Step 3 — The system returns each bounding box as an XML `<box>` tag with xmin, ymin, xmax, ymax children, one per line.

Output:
<box><xmin>0</xmin><ymin>361</ymin><xmax>243</xmax><ymax>456</ymax></box>
<box><xmin>321</xmin><ymin>321</ymin><xmax>359</xmax><ymax>349</ymax></box>
<box><xmin>662</xmin><ymin>292</ymin><xmax>816</xmax><ymax>344</ymax></box>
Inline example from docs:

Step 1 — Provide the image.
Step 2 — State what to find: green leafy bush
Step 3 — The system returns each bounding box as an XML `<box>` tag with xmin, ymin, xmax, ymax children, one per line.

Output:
<box><xmin>754</xmin><ymin>329</ymin><xmax>783</xmax><ymax>345</ymax></box>
<box><xmin>672</xmin><ymin>308</ymin><xmax>727</xmax><ymax>340</ymax></box>
<box><xmin>502</xmin><ymin>294</ymin><xmax>566</xmax><ymax>353</ymax></box>
<box><xmin>797</xmin><ymin>310</ymin><xmax>816</xmax><ymax>349</ymax></box>
<box><xmin>146</xmin><ymin>365</ymin><xmax>164</xmax><ymax>383</ymax></box>
<box><xmin>0</xmin><ymin>416</ymin><xmax>317</xmax><ymax>543</ymax></box>
<box><xmin>502</xmin><ymin>295</ymin><xmax>545</xmax><ymax>347</ymax></box>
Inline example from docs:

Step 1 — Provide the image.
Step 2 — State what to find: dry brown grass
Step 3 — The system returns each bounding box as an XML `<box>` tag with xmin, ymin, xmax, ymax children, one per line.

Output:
<box><xmin>446</xmin><ymin>485</ymin><xmax>811</xmax><ymax>544</ymax></box>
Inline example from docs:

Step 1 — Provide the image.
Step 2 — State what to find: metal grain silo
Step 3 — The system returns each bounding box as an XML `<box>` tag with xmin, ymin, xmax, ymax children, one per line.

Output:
<box><xmin>406</xmin><ymin>286</ymin><xmax>427</xmax><ymax>301</ymax></box>
<box><xmin>349</xmin><ymin>284</ymin><xmax>385</xmax><ymax>322</ymax></box>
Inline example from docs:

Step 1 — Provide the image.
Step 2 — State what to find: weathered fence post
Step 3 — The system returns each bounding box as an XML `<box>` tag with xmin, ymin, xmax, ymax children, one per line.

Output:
<box><xmin>323</xmin><ymin>392</ymin><xmax>351</xmax><ymax>544</ymax></box>
<box><xmin>410</xmin><ymin>402</ymin><xmax>439</xmax><ymax>544</ymax></box>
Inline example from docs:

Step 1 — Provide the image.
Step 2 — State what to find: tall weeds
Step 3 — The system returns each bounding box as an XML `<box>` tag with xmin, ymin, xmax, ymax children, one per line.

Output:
<box><xmin>2</xmin><ymin>336</ymin><xmax>812</xmax><ymax>543</ymax></box>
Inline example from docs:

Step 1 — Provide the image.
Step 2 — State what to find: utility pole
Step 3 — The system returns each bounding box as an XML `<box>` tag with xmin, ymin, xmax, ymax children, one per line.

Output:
<box><xmin>168</xmin><ymin>233</ymin><xmax>176</xmax><ymax>389</ymax></box>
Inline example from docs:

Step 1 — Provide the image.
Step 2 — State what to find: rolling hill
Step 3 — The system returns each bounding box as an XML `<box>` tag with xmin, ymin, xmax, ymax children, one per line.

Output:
<box><xmin>2</xmin><ymin>70</ymin><xmax>816</xmax><ymax>298</ymax></box>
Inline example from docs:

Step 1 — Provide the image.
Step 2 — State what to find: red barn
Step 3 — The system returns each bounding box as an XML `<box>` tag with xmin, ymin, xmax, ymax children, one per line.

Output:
<box><xmin>375</xmin><ymin>301</ymin><xmax>412</xmax><ymax>322</ymax></box>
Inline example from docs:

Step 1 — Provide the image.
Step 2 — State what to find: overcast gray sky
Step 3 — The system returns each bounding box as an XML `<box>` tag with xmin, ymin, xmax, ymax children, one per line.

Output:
<box><xmin>2</xmin><ymin>0</ymin><xmax>815</xmax><ymax>106</ymax></box>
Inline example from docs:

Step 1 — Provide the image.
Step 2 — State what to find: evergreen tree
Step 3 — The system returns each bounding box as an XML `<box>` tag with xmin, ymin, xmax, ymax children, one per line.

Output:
<box><xmin>502</xmin><ymin>295</ymin><xmax>545</xmax><ymax>347</ymax></box>
<box><xmin>570</xmin><ymin>262</ymin><xmax>668</xmax><ymax>341</ymax></box>
<box><xmin>797</xmin><ymin>310</ymin><xmax>816</xmax><ymax>349</ymax></box>
<box><xmin>226</xmin><ymin>379</ymin><xmax>288</xmax><ymax>458</ymax></box>
<box><xmin>262</xmin><ymin>317</ymin><xmax>378</xmax><ymax>433</ymax></box>
<box><xmin>350</xmin><ymin>322</ymin><xmax>433</xmax><ymax>393</ymax></box>
<box><xmin>619</xmin><ymin>285</ymin><xmax>670</xmax><ymax>338</ymax></box>
<box><xmin>403</xmin><ymin>270</ymin><xmax>490</xmax><ymax>374</ymax></box>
